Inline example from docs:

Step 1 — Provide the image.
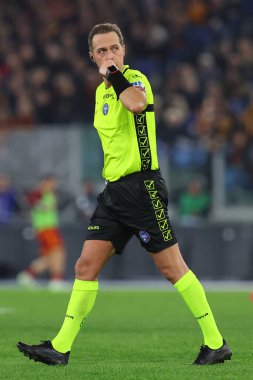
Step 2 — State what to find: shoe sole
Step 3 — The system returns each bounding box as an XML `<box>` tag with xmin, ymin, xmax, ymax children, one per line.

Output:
<box><xmin>17</xmin><ymin>343</ymin><xmax>67</xmax><ymax>366</ymax></box>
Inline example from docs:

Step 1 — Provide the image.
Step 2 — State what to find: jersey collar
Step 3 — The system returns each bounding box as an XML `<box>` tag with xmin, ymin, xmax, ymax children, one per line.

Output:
<box><xmin>122</xmin><ymin>65</ymin><xmax>129</xmax><ymax>74</ymax></box>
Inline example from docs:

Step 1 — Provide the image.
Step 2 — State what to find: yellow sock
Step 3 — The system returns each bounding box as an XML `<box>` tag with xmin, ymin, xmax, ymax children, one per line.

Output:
<box><xmin>52</xmin><ymin>279</ymin><xmax>98</xmax><ymax>353</ymax></box>
<box><xmin>174</xmin><ymin>270</ymin><xmax>223</xmax><ymax>349</ymax></box>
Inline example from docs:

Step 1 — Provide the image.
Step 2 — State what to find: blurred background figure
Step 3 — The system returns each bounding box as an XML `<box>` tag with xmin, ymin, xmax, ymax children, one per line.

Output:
<box><xmin>178</xmin><ymin>177</ymin><xmax>210</xmax><ymax>226</ymax></box>
<box><xmin>224</xmin><ymin>127</ymin><xmax>253</xmax><ymax>202</ymax></box>
<box><xmin>0</xmin><ymin>173</ymin><xmax>20</xmax><ymax>224</ymax></box>
<box><xmin>75</xmin><ymin>179</ymin><xmax>97</xmax><ymax>221</ymax></box>
<box><xmin>17</xmin><ymin>174</ymin><xmax>67</xmax><ymax>290</ymax></box>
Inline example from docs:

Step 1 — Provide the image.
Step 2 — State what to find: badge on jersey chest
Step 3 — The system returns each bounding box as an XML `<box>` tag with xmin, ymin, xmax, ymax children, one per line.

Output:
<box><xmin>102</xmin><ymin>103</ymin><xmax>109</xmax><ymax>115</ymax></box>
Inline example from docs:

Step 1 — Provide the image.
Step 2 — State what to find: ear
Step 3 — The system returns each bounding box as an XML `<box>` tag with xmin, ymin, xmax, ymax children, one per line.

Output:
<box><xmin>89</xmin><ymin>52</ymin><xmax>95</xmax><ymax>62</ymax></box>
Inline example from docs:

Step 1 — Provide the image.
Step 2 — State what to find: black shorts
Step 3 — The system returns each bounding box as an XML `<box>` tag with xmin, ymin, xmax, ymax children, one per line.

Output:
<box><xmin>86</xmin><ymin>170</ymin><xmax>177</xmax><ymax>254</ymax></box>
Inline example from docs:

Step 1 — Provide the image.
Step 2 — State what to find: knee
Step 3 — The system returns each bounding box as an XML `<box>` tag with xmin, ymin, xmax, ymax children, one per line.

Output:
<box><xmin>157</xmin><ymin>263</ymin><xmax>174</xmax><ymax>282</ymax></box>
<box><xmin>75</xmin><ymin>256</ymin><xmax>98</xmax><ymax>281</ymax></box>
<box><xmin>156</xmin><ymin>262</ymin><xmax>188</xmax><ymax>284</ymax></box>
<box><xmin>75</xmin><ymin>256</ymin><xmax>85</xmax><ymax>278</ymax></box>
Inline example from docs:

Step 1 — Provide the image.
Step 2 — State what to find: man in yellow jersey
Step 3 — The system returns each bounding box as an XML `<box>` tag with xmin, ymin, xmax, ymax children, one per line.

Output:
<box><xmin>17</xmin><ymin>23</ymin><xmax>231</xmax><ymax>366</ymax></box>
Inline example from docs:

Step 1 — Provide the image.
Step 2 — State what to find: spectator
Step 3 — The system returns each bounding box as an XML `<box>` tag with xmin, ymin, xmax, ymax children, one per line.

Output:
<box><xmin>75</xmin><ymin>179</ymin><xmax>98</xmax><ymax>221</ymax></box>
<box><xmin>0</xmin><ymin>0</ymin><xmax>251</xmax><ymax>133</ymax></box>
<box><xmin>0</xmin><ymin>173</ymin><xmax>20</xmax><ymax>224</ymax></box>
<box><xmin>0</xmin><ymin>0</ymin><xmax>253</xmax><ymax>199</ymax></box>
<box><xmin>178</xmin><ymin>177</ymin><xmax>210</xmax><ymax>225</ymax></box>
<box><xmin>225</xmin><ymin>127</ymin><xmax>253</xmax><ymax>194</ymax></box>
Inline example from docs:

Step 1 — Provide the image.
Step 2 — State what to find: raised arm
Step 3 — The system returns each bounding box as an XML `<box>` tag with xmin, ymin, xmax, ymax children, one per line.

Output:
<box><xmin>99</xmin><ymin>60</ymin><xmax>146</xmax><ymax>114</ymax></box>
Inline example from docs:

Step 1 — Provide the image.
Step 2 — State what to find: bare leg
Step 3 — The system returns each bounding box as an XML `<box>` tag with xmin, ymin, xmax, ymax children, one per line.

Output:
<box><xmin>17</xmin><ymin>255</ymin><xmax>50</xmax><ymax>287</ymax></box>
<box><xmin>47</xmin><ymin>248</ymin><xmax>66</xmax><ymax>279</ymax></box>
<box><xmin>27</xmin><ymin>256</ymin><xmax>50</xmax><ymax>276</ymax></box>
<box><xmin>151</xmin><ymin>243</ymin><xmax>189</xmax><ymax>284</ymax></box>
<box><xmin>75</xmin><ymin>239</ymin><xmax>116</xmax><ymax>280</ymax></box>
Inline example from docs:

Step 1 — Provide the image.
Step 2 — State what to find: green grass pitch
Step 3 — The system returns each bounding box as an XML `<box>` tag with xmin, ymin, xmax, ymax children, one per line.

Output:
<box><xmin>0</xmin><ymin>287</ymin><xmax>252</xmax><ymax>380</ymax></box>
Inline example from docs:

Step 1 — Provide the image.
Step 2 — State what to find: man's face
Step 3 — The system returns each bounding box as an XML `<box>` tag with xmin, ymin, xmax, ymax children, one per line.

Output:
<box><xmin>90</xmin><ymin>31</ymin><xmax>125</xmax><ymax>70</ymax></box>
<box><xmin>41</xmin><ymin>178</ymin><xmax>58</xmax><ymax>192</ymax></box>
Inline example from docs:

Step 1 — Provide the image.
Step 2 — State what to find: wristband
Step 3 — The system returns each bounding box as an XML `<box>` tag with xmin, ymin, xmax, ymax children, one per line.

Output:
<box><xmin>105</xmin><ymin>65</ymin><xmax>132</xmax><ymax>99</ymax></box>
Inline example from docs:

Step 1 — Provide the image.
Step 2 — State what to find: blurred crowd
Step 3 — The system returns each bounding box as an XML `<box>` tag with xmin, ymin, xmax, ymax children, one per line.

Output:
<box><xmin>0</xmin><ymin>171</ymin><xmax>212</xmax><ymax>226</ymax></box>
<box><xmin>0</xmin><ymin>172</ymin><xmax>98</xmax><ymax>225</ymax></box>
<box><xmin>0</xmin><ymin>0</ymin><xmax>253</xmax><ymax>200</ymax></box>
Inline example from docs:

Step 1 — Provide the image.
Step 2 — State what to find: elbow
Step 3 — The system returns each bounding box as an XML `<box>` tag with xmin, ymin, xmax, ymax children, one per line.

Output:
<box><xmin>129</xmin><ymin>101</ymin><xmax>146</xmax><ymax>114</ymax></box>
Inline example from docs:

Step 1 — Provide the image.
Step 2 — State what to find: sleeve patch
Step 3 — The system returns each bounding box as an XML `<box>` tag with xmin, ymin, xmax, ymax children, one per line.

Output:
<box><xmin>130</xmin><ymin>81</ymin><xmax>146</xmax><ymax>92</ymax></box>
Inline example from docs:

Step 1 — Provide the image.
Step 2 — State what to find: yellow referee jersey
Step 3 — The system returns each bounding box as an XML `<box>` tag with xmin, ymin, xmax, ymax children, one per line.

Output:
<box><xmin>94</xmin><ymin>65</ymin><xmax>159</xmax><ymax>181</ymax></box>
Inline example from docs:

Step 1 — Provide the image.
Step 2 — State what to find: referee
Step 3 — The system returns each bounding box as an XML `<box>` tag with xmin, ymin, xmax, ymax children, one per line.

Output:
<box><xmin>17</xmin><ymin>23</ymin><xmax>232</xmax><ymax>366</ymax></box>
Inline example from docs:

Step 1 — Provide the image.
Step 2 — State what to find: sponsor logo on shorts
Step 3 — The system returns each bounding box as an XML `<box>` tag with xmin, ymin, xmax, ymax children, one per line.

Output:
<box><xmin>162</xmin><ymin>230</ymin><xmax>172</xmax><ymax>241</ymax></box>
<box><xmin>152</xmin><ymin>199</ymin><xmax>162</xmax><ymax>209</ymax></box>
<box><xmin>155</xmin><ymin>209</ymin><xmax>165</xmax><ymax>220</ymax></box>
<box><xmin>144</xmin><ymin>180</ymin><xmax>155</xmax><ymax>190</ymax></box>
<box><xmin>102</xmin><ymin>103</ymin><xmax>109</xmax><ymax>115</ymax></box>
<box><xmin>139</xmin><ymin>230</ymin><xmax>150</xmax><ymax>243</ymax></box>
<box><xmin>88</xmin><ymin>225</ymin><xmax>100</xmax><ymax>230</ymax></box>
<box><xmin>148</xmin><ymin>190</ymin><xmax>159</xmax><ymax>199</ymax></box>
<box><xmin>158</xmin><ymin>219</ymin><xmax>169</xmax><ymax>231</ymax></box>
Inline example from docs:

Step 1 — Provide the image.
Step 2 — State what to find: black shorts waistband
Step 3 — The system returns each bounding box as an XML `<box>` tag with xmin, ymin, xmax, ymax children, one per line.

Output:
<box><xmin>107</xmin><ymin>169</ymin><xmax>161</xmax><ymax>184</ymax></box>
